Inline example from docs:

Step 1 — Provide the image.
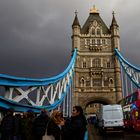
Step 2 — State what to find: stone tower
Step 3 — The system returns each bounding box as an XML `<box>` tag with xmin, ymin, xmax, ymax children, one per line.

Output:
<box><xmin>71</xmin><ymin>6</ymin><xmax>122</xmax><ymax>109</ymax></box>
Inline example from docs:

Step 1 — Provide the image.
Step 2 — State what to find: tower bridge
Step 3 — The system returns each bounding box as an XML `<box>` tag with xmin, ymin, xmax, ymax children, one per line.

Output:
<box><xmin>0</xmin><ymin>6</ymin><xmax>140</xmax><ymax>117</ymax></box>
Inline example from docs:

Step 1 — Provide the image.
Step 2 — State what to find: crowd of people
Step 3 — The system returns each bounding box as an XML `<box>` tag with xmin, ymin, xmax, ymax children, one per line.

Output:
<box><xmin>0</xmin><ymin>105</ymin><xmax>87</xmax><ymax>140</ymax></box>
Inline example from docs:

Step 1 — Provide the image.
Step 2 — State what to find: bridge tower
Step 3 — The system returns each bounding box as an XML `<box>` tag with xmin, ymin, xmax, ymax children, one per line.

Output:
<box><xmin>71</xmin><ymin>6</ymin><xmax>122</xmax><ymax>111</ymax></box>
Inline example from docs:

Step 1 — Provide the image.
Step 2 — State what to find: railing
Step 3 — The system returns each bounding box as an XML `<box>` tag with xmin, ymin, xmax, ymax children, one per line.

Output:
<box><xmin>115</xmin><ymin>48</ymin><xmax>140</xmax><ymax>88</ymax></box>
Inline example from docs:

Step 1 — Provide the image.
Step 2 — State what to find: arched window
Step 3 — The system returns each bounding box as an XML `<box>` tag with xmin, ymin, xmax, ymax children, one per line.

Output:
<box><xmin>86</xmin><ymin>39</ymin><xmax>90</xmax><ymax>45</ymax></box>
<box><xmin>86</xmin><ymin>80</ymin><xmax>90</xmax><ymax>87</ymax></box>
<box><xmin>102</xmin><ymin>39</ymin><xmax>105</xmax><ymax>45</ymax></box>
<box><xmin>92</xmin><ymin>39</ymin><xmax>95</xmax><ymax>45</ymax></box>
<box><xmin>109</xmin><ymin>78</ymin><xmax>114</xmax><ymax>84</ymax></box>
<box><xmin>80</xmin><ymin>77</ymin><xmax>85</xmax><ymax>87</ymax></box>
<box><xmin>97</xmin><ymin>29</ymin><xmax>101</xmax><ymax>35</ymax></box>
<box><xmin>107</xmin><ymin>62</ymin><xmax>111</xmax><ymax>68</ymax></box>
<box><xmin>93</xmin><ymin>58</ymin><xmax>101</xmax><ymax>67</ymax></box>
<box><xmin>83</xmin><ymin>61</ymin><xmax>86</xmax><ymax>68</ymax></box>
<box><xmin>97</xmin><ymin>39</ymin><xmax>100</xmax><ymax>45</ymax></box>
<box><xmin>92</xmin><ymin>28</ymin><xmax>95</xmax><ymax>35</ymax></box>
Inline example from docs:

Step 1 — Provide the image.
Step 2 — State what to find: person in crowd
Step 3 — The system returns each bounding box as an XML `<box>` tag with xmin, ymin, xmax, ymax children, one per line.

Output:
<box><xmin>21</xmin><ymin>109</ymin><xmax>35</xmax><ymax>140</ymax></box>
<box><xmin>62</xmin><ymin>105</ymin><xmax>87</xmax><ymax>140</ymax></box>
<box><xmin>0</xmin><ymin>108</ymin><xmax>15</xmax><ymax>140</ymax></box>
<box><xmin>47</xmin><ymin>110</ymin><xmax>65</xmax><ymax>140</ymax></box>
<box><xmin>32</xmin><ymin>108</ymin><xmax>50</xmax><ymax>140</ymax></box>
<box><xmin>21</xmin><ymin>112</ymin><xmax>28</xmax><ymax>140</ymax></box>
<box><xmin>13</xmin><ymin>113</ymin><xmax>22</xmax><ymax>140</ymax></box>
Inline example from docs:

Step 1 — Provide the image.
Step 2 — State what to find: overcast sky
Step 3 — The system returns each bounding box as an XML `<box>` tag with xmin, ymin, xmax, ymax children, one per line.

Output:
<box><xmin>0</xmin><ymin>0</ymin><xmax>140</xmax><ymax>78</ymax></box>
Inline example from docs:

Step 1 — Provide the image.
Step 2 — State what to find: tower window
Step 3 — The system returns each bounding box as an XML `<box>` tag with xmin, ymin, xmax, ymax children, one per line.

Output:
<box><xmin>109</xmin><ymin>78</ymin><xmax>114</xmax><ymax>84</ymax></box>
<box><xmin>93</xmin><ymin>58</ymin><xmax>101</xmax><ymax>67</ymax></box>
<box><xmin>107</xmin><ymin>39</ymin><xmax>111</xmax><ymax>45</ymax></box>
<box><xmin>81</xmin><ymin>79</ymin><xmax>84</xmax><ymax>87</ymax></box>
<box><xmin>86</xmin><ymin>81</ymin><xmax>90</xmax><ymax>87</ymax></box>
<box><xmin>80</xmin><ymin>78</ymin><xmax>85</xmax><ymax>87</ymax></box>
<box><xmin>107</xmin><ymin>62</ymin><xmax>111</xmax><ymax>68</ymax></box>
<box><xmin>86</xmin><ymin>39</ymin><xmax>90</xmax><ymax>45</ymax></box>
<box><xmin>102</xmin><ymin>39</ymin><xmax>105</xmax><ymax>45</ymax></box>
<box><xmin>83</xmin><ymin>62</ymin><xmax>86</xmax><ymax>68</ymax></box>
<box><xmin>92</xmin><ymin>39</ymin><xmax>95</xmax><ymax>45</ymax></box>
<box><xmin>92</xmin><ymin>28</ymin><xmax>95</xmax><ymax>35</ymax></box>
<box><xmin>97</xmin><ymin>39</ymin><xmax>100</xmax><ymax>45</ymax></box>
<box><xmin>97</xmin><ymin>29</ymin><xmax>101</xmax><ymax>35</ymax></box>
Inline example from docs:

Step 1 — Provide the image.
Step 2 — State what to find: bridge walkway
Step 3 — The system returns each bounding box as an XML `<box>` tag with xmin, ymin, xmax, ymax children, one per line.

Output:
<box><xmin>87</xmin><ymin>124</ymin><xmax>102</xmax><ymax>140</ymax></box>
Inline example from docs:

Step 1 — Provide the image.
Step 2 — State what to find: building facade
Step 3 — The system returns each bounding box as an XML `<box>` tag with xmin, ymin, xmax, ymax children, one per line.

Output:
<box><xmin>71</xmin><ymin>6</ymin><xmax>122</xmax><ymax>110</ymax></box>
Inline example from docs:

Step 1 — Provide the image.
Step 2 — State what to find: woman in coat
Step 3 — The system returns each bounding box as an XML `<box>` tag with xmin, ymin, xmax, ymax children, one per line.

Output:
<box><xmin>47</xmin><ymin>110</ymin><xmax>64</xmax><ymax>140</ymax></box>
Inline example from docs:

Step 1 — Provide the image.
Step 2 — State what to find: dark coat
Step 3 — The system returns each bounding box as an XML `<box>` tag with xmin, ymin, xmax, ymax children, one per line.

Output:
<box><xmin>47</xmin><ymin>119</ymin><xmax>61</xmax><ymax>140</ymax></box>
<box><xmin>32</xmin><ymin>113</ymin><xmax>50</xmax><ymax>138</ymax></box>
<box><xmin>0</xmin><ymin>114</ymin><xmax>15</xmax><ymax>140</ymax></box>
<box><xmin>13</xmin><ymin>114</ymin><xmax>22</xmax><ymax>140</ymax></box>
<box><xmin>62</xmin><ymin>116</ymin><xmax>87</xmax><ymax>140</ymax></box>
<box><xmin>21</xmin><ymin>117</ymin><xmax>34</xmax><ymax>140</ymax></box>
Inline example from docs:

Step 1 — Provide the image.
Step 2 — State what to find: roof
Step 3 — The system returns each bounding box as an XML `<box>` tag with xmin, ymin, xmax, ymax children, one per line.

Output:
<box><xmin>81</xmin><ymin>12</ymin><xmax>110</xmax><ymax>34</ymax></box>
<box><xmin>110</xmin><ymin>11</ymin><xmax>118</xmax><ymax>27</ymax></box>
<box><xmin>72</xmin><ymin>11</ymin><xmax>80</xmax><ymax>27</ymax></box>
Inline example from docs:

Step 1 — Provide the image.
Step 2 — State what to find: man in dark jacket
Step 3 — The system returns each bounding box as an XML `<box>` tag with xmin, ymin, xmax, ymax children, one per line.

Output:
<box><xmin>32</xmin><ymin>109</ymin><xmax>50</xmax><ymax>140</ymax></box>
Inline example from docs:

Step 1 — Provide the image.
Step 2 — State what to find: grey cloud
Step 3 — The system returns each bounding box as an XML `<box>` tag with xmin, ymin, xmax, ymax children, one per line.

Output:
<box><xmin>0</xmin><ymin>0</ymin><xmax>140</xmax><ymax>78</ymax></box>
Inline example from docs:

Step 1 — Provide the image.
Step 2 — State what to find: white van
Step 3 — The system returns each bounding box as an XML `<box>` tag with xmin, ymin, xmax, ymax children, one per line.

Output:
<box><xmin>98</xmin><ymin>104</ymin><xmax>124</xmax><ymax>132</ymax></box>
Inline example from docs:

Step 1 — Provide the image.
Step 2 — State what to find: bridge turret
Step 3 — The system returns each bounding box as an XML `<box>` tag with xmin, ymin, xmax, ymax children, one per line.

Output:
<box><xmin>110</xmin><ymin>12</ymin><xmax>122</xmax><ymax>102</ymax></box>
<box><xmin>72</xmin><ymin>11</ymin><xmax>81</xmax><ymax>51</ymax></box>
<box><xmin>110</xmin><ymin>11</ymin><xmax>120</xmax><ymax>51</ymax></box>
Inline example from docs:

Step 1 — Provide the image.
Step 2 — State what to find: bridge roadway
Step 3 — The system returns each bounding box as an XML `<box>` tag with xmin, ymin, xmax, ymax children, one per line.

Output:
<box><xmin>87</xmin><ymin>124</ymin><xmax>140</xmax><ymax>140</ymax></box>
<box><xmin>87</xmin><ymin>124</ymin><xmax>100</xmax><ymax>140</ymax></box>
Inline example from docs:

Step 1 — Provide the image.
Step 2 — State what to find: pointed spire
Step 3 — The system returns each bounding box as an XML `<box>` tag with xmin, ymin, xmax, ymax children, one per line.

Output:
<box><xmin>72</xmin><ymin>10</ymin><xmax>80</xmax><ymax>27</ymax></box>
<box><xmin>111</xmin><ymin>11</ymin><xmax>118</xmax><ymax>27</ymax></box>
